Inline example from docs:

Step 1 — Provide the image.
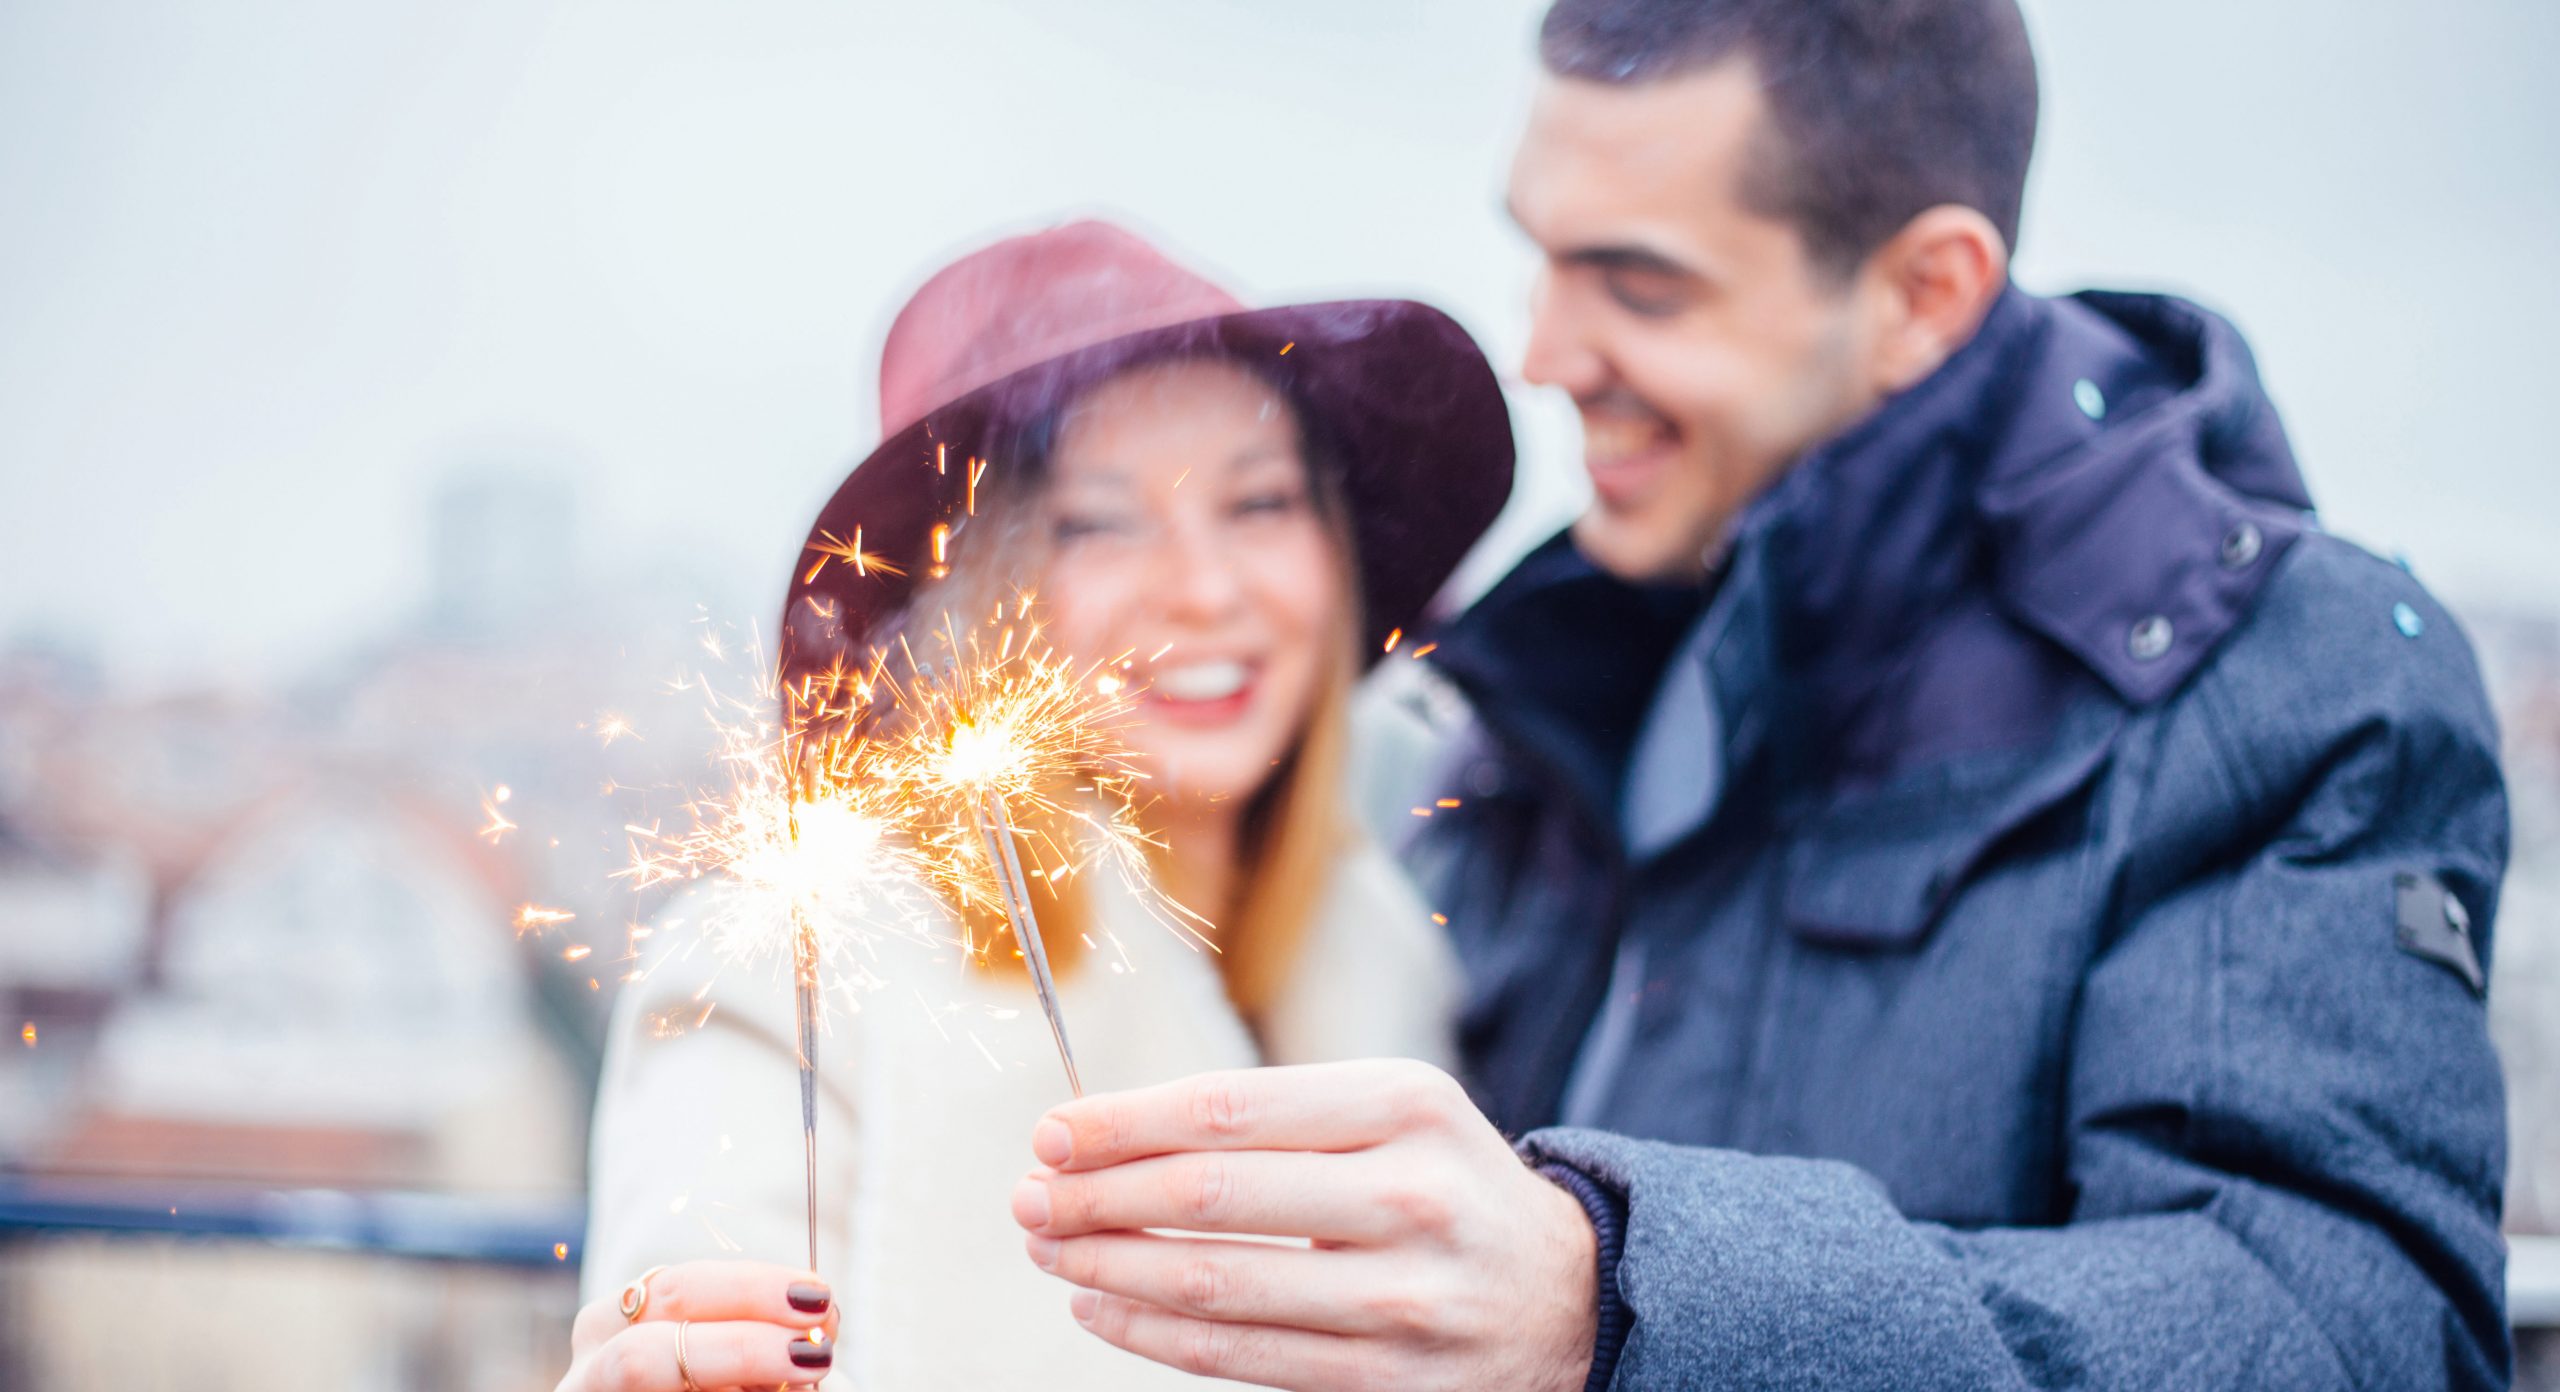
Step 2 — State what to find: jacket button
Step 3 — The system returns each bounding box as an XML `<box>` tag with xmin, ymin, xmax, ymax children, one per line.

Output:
<box><xmin>2128</xmin><ymin>615</ymin><xmax>2174</xmax><ymax>661</ymax></box>
<box><xmin>2219</xmin><ymin>522</ymin><xmax>2263</xmax><ymax>569</ymax></box>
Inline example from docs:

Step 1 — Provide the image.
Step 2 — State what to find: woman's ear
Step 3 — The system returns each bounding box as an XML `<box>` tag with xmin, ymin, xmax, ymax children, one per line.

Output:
<box><xmin>1859</xmin><ymin>205</ymin><xmax>2009</xmax><ymax>395</ymax></box>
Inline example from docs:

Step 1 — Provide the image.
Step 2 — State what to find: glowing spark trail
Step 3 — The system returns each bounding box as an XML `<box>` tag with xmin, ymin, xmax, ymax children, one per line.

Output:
<box><xmin>513</xmin><ymin>904</ymin><xmax>575</xmax><ymax>934</ymax></box>
<box><xmin>803</xmin><ymin>527</ymin><xmax>907</xmax><ymax>584</ymax></box>
<box><xmin>478</xmin><ymin>785</ymin><xmax>516</xmax><ymax>844</ymax></box>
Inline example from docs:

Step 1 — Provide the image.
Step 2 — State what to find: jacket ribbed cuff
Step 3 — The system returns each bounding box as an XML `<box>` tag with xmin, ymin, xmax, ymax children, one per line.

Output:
<box><xmin>1532</xmin><ymin>1157</ymin><xmax>1630</xmax><ymax>1392</ymax></box>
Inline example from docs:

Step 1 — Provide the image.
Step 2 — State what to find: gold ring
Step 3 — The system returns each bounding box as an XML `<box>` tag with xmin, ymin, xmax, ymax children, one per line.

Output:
<box><xmin>619</xmin><ymin>1264</ymin><xmax>669</xmax><ymax>1322</ymax></box>
<box><xmin>675</xmin><ymin>1319</ymin><xmax>701</xmax><ymax>1392</ymax></box>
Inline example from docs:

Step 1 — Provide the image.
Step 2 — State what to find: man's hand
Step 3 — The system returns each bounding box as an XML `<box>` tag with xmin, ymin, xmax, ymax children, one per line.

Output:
<box><xmin>1011</xmin><ymin>1058</ymin><xmax>1598</xmax><ymax>1392</ymax></box>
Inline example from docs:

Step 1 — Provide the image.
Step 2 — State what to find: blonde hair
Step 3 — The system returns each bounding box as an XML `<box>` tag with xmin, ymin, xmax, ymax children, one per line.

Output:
<box><xmin>897</xmin><ymin>356</ymin><xmax>1360</xmax><ymax>1032</ymax></box>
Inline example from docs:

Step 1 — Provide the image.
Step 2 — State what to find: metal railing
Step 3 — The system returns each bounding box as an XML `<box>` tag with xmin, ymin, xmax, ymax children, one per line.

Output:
<box><xmin>0</xmin><ymin>1177</ymin><xmax>583</xmax><ymax>1267</ymax></box>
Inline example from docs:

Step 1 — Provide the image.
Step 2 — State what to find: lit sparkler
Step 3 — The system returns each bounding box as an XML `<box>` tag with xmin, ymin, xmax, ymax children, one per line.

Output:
<box><xmin>858</xmin><ymin>608</ymin><xmax>1199</xmax><ymax>1096</ymax></box>
<box><xmin>619</xmin><ymin>660</ymin><xmax>942</xmax><ymax>1275</ymax></box>
<box><xmin>583</xmin><ymin>598</ymin><xmax>1190</xmax><ymax>1275</ymax></box>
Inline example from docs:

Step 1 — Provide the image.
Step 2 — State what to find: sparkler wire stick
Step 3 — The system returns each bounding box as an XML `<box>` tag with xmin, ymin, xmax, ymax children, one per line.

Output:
<box><xmin>790</xmin><ymin>904</ymin><xmax>821</xmax><ymax>1274</ymax></box>
<box><xmin>974</xmin><ymin>792</ymin><xmax>1083</xmax><ymax>1097</ymax></box>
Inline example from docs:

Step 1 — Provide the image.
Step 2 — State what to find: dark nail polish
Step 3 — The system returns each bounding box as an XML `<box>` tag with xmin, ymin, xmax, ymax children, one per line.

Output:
<box><xmin>787</xmin><ymin>1281</ymin><xmax>832</xmax><ymax>1314</ymax></box>
<box><xmin>789</xmin><ymin>1338</ymin><xmax>834</xmax><ymax>1369</ymax></box>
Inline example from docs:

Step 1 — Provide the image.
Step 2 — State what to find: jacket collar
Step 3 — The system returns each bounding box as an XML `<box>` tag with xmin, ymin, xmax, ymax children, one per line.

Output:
<box><xmin>1434</xmin><ymin>285</ymin><xmax>2316</xmax><ymax>831</ymax></box>
<box><xmin>1430</xmin><ymin>537</ymin><xmax>1707</xmax><ymax>842</ymax></box>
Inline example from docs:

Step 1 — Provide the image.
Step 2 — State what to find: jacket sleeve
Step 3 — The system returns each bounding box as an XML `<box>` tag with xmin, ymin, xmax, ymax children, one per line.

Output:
<box><xmin>1523</xmin><ymin>562</ymin><xmax>2511</xmax><ymax>1390</ymax></box>
<box><xmin>581</xmin><ymin>896</ymin><xmax>861</xmax><ymax>1305</ymax></box>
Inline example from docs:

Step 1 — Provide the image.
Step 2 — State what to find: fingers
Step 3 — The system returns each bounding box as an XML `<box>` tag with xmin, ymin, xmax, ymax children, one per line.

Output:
<box><xmin>572</xmin><ymin>1295</ymin><xmax>629</xmax><ymax>1357</ymax></box>
<box><xmin>572</xmin><ymin>1319</ymin><xmax>833</xmax><ymax>1391</ymax></box>
<box><xmin>1031</xmin><ymin>1230</ymin><xmax>1425</xmax><ymax>1337</ymax></box>
<box><xmin>1017</xmin><ymin>1149</ymin><xmax>1417</xmax><ymax>1244</ymax></box>
<box><xmin>1034</xmin><ymin>1058</ymin><xmax>1470</xmax><ymax>1171</ymax></box>
<box><xmin>624</xmin><ymin>1261</ymin><xmax>838</xmax><ymax>1333</ymax></box>
<box><xmin>1069</xmin><ymin>1290</ymin><xmax>1372</xmax><ymax>1389</ymax></box>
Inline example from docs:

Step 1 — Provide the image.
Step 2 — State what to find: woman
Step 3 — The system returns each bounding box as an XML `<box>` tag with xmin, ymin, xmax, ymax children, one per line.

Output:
<box><xmin>561</xmin><ymin>221</ymin><xmax>1512</xmax><ymax>1390</ymax></box>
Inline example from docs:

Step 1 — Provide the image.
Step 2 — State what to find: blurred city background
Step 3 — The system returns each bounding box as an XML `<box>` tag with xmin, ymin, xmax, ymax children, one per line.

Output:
<box><xmin>2</xmin><ymin>1</ymin><xmax>2555</xmax><ymax>1387</ymax></box>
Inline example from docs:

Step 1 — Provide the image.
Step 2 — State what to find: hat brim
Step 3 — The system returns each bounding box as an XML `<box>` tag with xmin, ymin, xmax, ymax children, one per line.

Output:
<box><xmin>781</xmin><ymin>299</ymin><xmax>1515</xmax><ymax>687</ymax></box>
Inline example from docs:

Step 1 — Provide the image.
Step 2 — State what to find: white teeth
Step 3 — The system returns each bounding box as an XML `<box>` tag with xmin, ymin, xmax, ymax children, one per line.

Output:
<box><xmin>1155</xmin><ymin>661</ymin><xmax>1249</xmax><ymax>702</ymax></box>
<box><xmin>1583</xmin><ymin>414</ymin><xmax>1670</xmax><ymax>462</ymax></box>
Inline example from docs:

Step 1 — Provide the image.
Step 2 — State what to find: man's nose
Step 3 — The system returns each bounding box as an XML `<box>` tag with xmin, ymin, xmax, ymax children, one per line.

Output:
<box><xmin>1519</xmin><ymin>268</ymin><xmax>1608</xmax><ymax>399</ymax></box>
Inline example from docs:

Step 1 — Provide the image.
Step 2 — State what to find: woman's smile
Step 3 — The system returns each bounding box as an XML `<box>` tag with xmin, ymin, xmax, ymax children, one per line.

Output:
<box><xmin>1142</xmin><ymin>657</ymin><xmax>1259</xmax><ymax>726</ymax></box>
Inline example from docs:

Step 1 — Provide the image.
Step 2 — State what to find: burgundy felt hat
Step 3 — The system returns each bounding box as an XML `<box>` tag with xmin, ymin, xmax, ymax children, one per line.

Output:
<box><xmin>779</xmin><ymin>220</ymin><xmax>1514</xmax><ymax>688</ymax></box>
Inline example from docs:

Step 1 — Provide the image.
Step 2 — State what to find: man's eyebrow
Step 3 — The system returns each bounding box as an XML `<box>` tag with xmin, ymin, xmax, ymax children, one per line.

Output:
<box><xmin>1495</xmin><ymin>194</ymin><xmax>1699</xmax><ymax>278</ymax></box>
<box><xmin>1499</xmin><ymin>198</ymin><xmax>1701</xmax><ymax>281</ymax></box>
<box><xmin>1559</xmin><ymin>243</ymin><xmax>1699</xmax><ymax>280</ymax></box>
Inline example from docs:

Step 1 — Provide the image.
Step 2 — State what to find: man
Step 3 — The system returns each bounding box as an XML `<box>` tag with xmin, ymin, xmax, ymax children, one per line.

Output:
<box><xmin>1009</xmin><ymin>1</ymin><xmax>2512</xmax><ymax>1387</ymax></box>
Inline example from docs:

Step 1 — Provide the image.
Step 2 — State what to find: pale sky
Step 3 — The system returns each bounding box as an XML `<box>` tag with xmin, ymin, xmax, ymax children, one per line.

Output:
<box><xmin>2</xmin><ymin>0</ymin><xmax>2554</xmax><ymax>692</ymax></box>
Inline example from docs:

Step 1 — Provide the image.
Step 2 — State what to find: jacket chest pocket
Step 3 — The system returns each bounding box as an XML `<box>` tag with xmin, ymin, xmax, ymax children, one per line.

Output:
<box><xmin>1780</xmin><ymin>708</ymin><xmax>2122</xmax><ymax>951</ymax></box>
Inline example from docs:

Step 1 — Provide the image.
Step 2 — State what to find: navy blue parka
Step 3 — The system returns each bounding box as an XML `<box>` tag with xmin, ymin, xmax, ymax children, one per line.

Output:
<box><xmin>1411</xmin><ymin>286</ymin><xmax>2511</xmax><ymax>1389</ymax></box>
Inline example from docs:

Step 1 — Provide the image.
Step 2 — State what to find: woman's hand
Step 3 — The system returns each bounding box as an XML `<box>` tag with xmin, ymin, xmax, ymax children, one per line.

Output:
<box><xmin>558</xmin><ymin>1260</ymin><xmax>840</xmax><ymax>1391</ymax></box>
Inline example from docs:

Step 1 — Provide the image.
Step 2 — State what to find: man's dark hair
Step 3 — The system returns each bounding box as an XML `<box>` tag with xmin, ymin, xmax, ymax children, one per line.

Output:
<box><xmin>1541</xmin><ymin>0</ymin><xmax>2039</xmax><ymax>278</ymax></box>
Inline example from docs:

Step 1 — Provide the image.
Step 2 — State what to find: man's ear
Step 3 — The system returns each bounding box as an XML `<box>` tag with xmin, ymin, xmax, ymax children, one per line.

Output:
<box><xmin>1859</xmin><ymin>205</ymin><xmax>2009</xmax><ymax>395</ymax></box>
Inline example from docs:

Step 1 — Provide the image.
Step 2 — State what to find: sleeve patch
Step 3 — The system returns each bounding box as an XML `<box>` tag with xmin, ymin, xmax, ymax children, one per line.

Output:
<box><xmin>2394</xmin><ymin>871</ymin><xmax>2484</xmax><ymax>995</ymax></box>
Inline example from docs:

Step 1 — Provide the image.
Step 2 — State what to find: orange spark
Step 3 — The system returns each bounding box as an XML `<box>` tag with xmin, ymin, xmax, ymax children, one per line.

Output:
<box><xmin>1383</xmin><ymin>628</ymin><xmax>1403</xmax><ymax>654</ymax></box>
<box><xmin>478</xmin><ymin>786</ymin><xmax>517</xmax><ymax>845</ymax></box>
<box><xmin>1411</xmin><ymin>642</ymin><xmax>1437</xmax><ymax>659</ymax></box>
<box><xmin>805</xmin><ymin>527</ymin><xmax>906</xmax><ymax>582</ymax></box>
<box><xmin>18</xmin><ymin>1023</ymin><xmax>32</xmax><ymax>1047</ymax></box>
<box><xmin>554</xmin><ymin>1243</ymin><xmax>569</xmax><ymax>1261</ymax></box>
<box><xmin>593</xmin><ymin>712</ymin><xmax>638</xmax><ymax>747</ymax></box>
<box><xmin>563</xmin><ymin>944</ymin><xmax>594</xmax><ymax>962</ymax></box>
<box><xmin>1279</xmin><ymin>341</ymin><xmax>1295</xmax><ymax>355</ymax></box>
<box><xmin>1436</xmin><ymin>798</ymin><xmax>1462</xmax><ymax>808</ymax></box>
<box><xmin>514</xmin><ymin>904</ymin><xmax>576</xmax><ymax>935</ymax></box>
